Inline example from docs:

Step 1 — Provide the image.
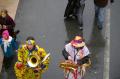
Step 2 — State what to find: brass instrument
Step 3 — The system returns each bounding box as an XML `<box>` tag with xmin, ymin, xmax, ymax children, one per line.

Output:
<box><xmin>27</xmin><ymin>53</ymin><xmax>50</xmax><ymax>68</ymax></box>
<box><xmin>59</xmin><ymin>60</ymin><xmax>78</xmax><ymax>70</ymax></box>
<box><xmin>27</xmin><ymin>54</ymin><xmax>40</xmax><ymax>67</ymax></box>
<box><xmin>59</xmin><ymin>59</ymin><xmax>91</xmax><ymax>78</ymax></box>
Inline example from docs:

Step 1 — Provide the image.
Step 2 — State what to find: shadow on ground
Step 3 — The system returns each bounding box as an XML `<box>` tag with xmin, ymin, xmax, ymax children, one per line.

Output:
<box><xmin>84</xmin><ymin>16</ymin><xmax>106</xmax><ymax>79</ymax></box>
<box><xmin>64</xmin><ymin>18</ymin><xmax>83</xmax><ymax>43</ymax></box>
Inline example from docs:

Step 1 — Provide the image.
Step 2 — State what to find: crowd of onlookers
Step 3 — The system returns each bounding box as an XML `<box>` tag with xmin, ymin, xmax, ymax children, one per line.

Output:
<box><xmin>0</xmin><ymin>9</ymin><xmax>19</xmax><ymax>39</ymax></box>
<box><xmin>0</xmin><ymin>9</ymin><xmax>19</xmax><ymax>72</ymax></box>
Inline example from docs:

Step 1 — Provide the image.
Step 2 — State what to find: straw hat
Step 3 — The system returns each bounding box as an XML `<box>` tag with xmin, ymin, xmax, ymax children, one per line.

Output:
<box><xmin>71</xmin><ymin>36</ymin><xmax>85</xmax><ymax>48</ymax></box>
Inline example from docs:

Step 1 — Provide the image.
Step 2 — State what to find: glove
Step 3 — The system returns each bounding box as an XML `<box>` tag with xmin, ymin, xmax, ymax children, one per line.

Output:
<box><xmin>40</xmin><ymin>64</ymin><xmax>46</xmax><ymax>69</ymax></box>
<box><xmin>16</xmin><ymin>62</ymin><xmax>23</xmax><ymax>69</ymax></box>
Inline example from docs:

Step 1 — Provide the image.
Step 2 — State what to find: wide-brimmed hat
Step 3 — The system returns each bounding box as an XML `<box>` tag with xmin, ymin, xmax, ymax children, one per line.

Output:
<box><xmin>71</xmin><ymin>36</ymin><xmax>85</xmax><ymax>48</ymax></box>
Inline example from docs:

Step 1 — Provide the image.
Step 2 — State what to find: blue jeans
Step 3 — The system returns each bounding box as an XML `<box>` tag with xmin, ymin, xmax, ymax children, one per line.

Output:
<box><xmin>95</xmin><ymin>5</ymin><xmax>106</xmax><ymax>28</ymax></box>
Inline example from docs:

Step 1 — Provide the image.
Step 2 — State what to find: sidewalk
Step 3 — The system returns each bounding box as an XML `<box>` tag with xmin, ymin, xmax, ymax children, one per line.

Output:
<box><xmin>0</xmin><ymin>0</ymin><xmax>19</xmax><ymax>72</ymax></box>
<box><xmin>0</xmin><ymin>0</ymin><xmax>19</xmax><ymax>19</ymax></box>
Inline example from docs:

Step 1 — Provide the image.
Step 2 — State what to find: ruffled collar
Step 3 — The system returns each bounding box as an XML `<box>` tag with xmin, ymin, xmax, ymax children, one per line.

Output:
<box><xmin>2</xmin><ymin>36</ymin><xmax>12</xmax><ymax>42</ymax></box>
<box><xmin>2</xmin><ymin>36</ymin><xmax>13</xmax><ymax>53</ymax></box>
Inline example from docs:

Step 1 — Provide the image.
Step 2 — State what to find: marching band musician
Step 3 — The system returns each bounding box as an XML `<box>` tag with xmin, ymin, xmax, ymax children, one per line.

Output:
<box><xmin>14</xmin><ymin>36</ymin><xmax>50</xmax><ymax>79</ymax></box>
<box><xmin>62</xmin><ymin>36</ymin><xmax>91</xmax><ymax>79</ymax></box>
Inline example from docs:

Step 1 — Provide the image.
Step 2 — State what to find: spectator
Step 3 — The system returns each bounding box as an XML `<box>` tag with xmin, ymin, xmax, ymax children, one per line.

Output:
<box><xmin>0</xmin><ymin>30</ymin><xmax>18</xmax><ymax>70</ymax></box>
<box><xmin>0</xmin><ymin>9</ymin><xmax>19</xmax><ymax>38</ymax></box>
<box><xmin>94</xmin><ymin>0</ymin><xmax>114</xmax><ymax>30</ymax></box>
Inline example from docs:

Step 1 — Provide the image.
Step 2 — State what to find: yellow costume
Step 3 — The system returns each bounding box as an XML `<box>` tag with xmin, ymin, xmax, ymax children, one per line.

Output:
<box><xmin>14</xmin><ymin>44</ymin><xmax>49</xmax><ymax>79</ymax></box>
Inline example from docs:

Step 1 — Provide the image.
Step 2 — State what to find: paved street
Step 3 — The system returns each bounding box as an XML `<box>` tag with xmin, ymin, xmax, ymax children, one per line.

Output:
<box><xmin>0</xmin><ymin>0</ymin><xmax>114</xmax><ymax>79</ymax></box>
<box><xmin>110</xmin><ymin>0</ymin><xmax>120</xmax><ymax>79</ymax></box>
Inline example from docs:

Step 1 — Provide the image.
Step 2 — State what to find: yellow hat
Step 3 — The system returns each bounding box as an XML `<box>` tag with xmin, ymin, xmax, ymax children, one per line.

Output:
<box><xmin>71</xmin><ymin>36</ymin><xmax>85</xmax><ymax>48</ymax></box>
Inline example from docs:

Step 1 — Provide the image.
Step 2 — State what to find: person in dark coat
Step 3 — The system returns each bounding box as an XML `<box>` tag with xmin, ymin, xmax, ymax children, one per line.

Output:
<box><xmin>0</xmin><ymin>9</ymin><xmax>15</xmax><ymax>28</ymax></box>
<box><xmin>64</xmin><ymin>0</ymin><xmax>75</xmax><ymax>18</ymax></box>
<box><xmin>94</xmin><ymin>0</ymin><xmax>114</xmax><ymax>30</ymax></box>
<box><xmin>64</xmin><ymin>0</ymin><xmax>86</xmax><ymax>30</ymax></box>
<box><xmin>0</xmin><ymin>9</ymin><xmax>19</xmax><ymax>38</ymax></box>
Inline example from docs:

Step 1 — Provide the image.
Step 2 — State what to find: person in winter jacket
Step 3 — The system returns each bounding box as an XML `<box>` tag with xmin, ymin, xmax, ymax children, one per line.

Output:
<box><xmin>64</xmin><ymin>0</ymin><xmax>86</xmax><ymax>30</ymax></box>
<box><xmin>0</xmin><ymin>30</ymin><xmax>18</xmax><ymax>70</ymax></box>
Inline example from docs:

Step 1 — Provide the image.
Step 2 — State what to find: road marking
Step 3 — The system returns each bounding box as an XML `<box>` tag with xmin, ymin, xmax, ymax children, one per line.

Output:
<box><xmin>103</xmin><ymin>8</ymin><xmax>110</xmax><ymax>79</ymax></box>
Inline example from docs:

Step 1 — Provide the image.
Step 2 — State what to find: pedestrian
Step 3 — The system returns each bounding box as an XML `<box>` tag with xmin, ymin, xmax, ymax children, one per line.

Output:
<box><xmin>62</xmin><ymin>36</ymin><xmax>91</xmax><ymax>79</ymax></box>
<box><xmin>64</xmin><ymin>0</ymin><xmax>75</xmax><ymax>18</ymax></box>
<box><xmin>14</xmin><ymin>36</ymin><xmax>50</xmax><ymax>79</ymax></box>
<box><xmin>94</xmin><ymin>0</ymin><xmax>114</xmax><ymax>30</ymax></box>
<box><xmin>0</xmin><ymin>30</ymin><xmax>18</xmax><ymax>71</ymax></box>
<box><xmin>64</xmin><ymin>0</ymin><xmax>86</xmax><ymax>30</ymax></box>
<box><xmin>0</xmin><ymin>9</ymin><xmax>19</xmax><ymax>38</ymax></box>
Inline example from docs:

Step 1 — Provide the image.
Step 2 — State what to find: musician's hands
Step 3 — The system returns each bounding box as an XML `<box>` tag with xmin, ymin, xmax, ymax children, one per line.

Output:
<box><xmin>68</xmin><ymin>56</ymin><xmax>72</xmax><ymax>60</ymax></box>
<box><xmin>40</xmin><ymin>64</ymin><xmax>46</xmax><ymax>69</ymax></box>
<box><xmin>65</xmin><ymin>60</ymin><xmax>74</xmax><ymax>64</ymax></box>
<box><xmin>16</xmin><ymin>62</ymin><xmax>23</xmax><ymax>69</ymax></box>
<box><xmin>81</xmin><ymin>65</ymin><xmax>86</xmax><ymax>76</ymax></box>
<box><xmin>34</xmin><ymin>68</ymin><xmax>41</xmax><ymax>73</ymax></box>
<box><xmin>79</xmin><ymin>53</ymin><xmax>84</xmax><ymax>59</ymax></box>
<box><xmin>34</xmin><ymin>64</ymin><xmax>46</xmax><ymax>73</ymax></box>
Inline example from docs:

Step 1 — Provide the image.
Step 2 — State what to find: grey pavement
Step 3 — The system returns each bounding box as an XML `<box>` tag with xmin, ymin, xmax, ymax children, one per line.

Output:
<box><xmin>110</xmin><ymin>0</ymin><xmax>120</xmax><ymax>79</ymax></box>
<box><xmin>0</xmin><ymin>0</ymin><xmax>109</xmax><ymax>79</ymax></box>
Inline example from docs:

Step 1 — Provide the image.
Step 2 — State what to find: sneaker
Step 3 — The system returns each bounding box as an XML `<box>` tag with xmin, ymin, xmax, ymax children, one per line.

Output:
<box><xmin>97</xmin><ymin>24</ymin><xmax>103</xmax><ymax>30</ymax></box>
<box><xmin>64</xmin><ymin>16</ymin><xmax>71</xmax><ymax>20</ymax></box>
<box><xmin>71</xmin><ymin>15</ymin><xmax>78</xmax><ymax>20</ymax></box>
<box><xmin>98</xmin><ymin>27</ymin><xmax>102</xmax><ymax>30</ymax></box>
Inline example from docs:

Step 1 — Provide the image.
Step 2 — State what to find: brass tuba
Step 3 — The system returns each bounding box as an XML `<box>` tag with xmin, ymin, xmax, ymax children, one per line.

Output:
<box><xmin>27</xmin><ymin>53</ymin><xmax>50</xmax><ymax>68</ymax></box>
<box><xmin>27</xmin><ymin>54</ymin><xmax>40</xmax><ymax>68</ymax></box>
